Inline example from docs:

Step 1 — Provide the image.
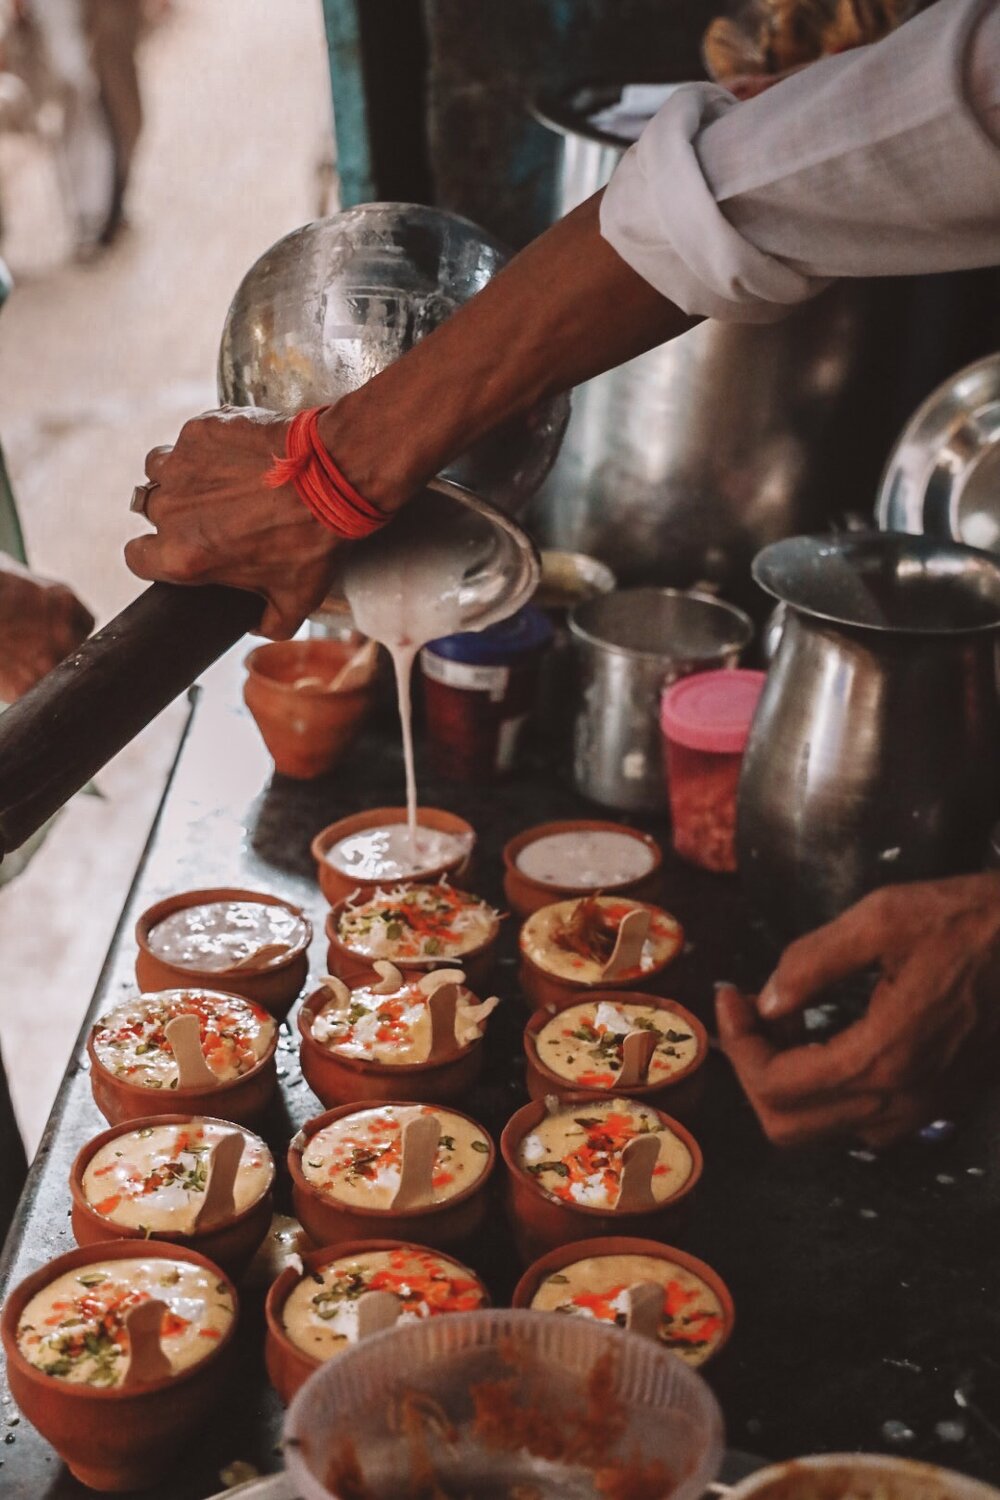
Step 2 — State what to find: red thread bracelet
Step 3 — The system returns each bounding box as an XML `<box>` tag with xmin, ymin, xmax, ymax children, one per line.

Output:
<box><xmin>264</xmin><ymin>406</ymin><xmax>387</xmax><ymax>540</ymax></box>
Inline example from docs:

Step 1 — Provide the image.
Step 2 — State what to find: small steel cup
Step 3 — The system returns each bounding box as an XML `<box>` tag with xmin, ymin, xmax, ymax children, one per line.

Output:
<box><xmin>568</xmin><ymin>588</ymin><xmax>754</xmax><ymax>812</ymax></box>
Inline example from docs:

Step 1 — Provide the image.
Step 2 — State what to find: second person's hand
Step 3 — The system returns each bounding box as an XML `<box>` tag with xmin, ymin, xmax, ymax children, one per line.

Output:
<box><xmin>715</xmin><ymin>875</ymin><xmax>1000</xmax><ymax>1148</ymax></box>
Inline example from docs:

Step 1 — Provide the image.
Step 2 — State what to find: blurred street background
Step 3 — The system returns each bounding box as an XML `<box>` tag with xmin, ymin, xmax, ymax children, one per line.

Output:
<box><xmin>0</xmin><ymin>0</ymin><xmax>332</xmax><ymax>1148</ymax></box>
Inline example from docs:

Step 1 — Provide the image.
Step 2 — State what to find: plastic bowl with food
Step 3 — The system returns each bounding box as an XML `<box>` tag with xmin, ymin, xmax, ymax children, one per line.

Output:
<box><xmin>289</xmin><ymin>1101</ymin><xmax>495</xmax><ymax>1250</ymax></box>
<box><xmin>87</xmin><ymin>988</ymin><xmax>279</xmax><ymax>1128</ymax></box>
<box><xmin>503</xmin><ymin>818</ymin><xmax>662</xmax><ymax>917</ymax></box>
<box><xmin>311</xmin><ymin>807</ymin><xmax>476</xmax><ymax>907</ymax></box>
<box><xmin>283</xmin><ymin>1308</ymin><xmax>723</xmax><ymax>1500</ymax></box>
<box><xmin>512</xmin><ymin>1236</ymin><xmax>733</xmax><ymax>1367</ymax></box>
<box><xmin>519</xmin><ymin>894</ymin><xmax>684</xmax><ymax>1009</ymax></box>
<box><xmin>69</xmin><ymin>1114</ymin><xmax>275</xmax><ymax>1278</ymax></box>
<box><xmin>501</xmin><ymin>1093</ymin><xmax>702</xmax><ymax>1261</ymax></box>
<box><xmin>298</xmin><ymin>967</ymin><xmax>497</xmax><ymax>1108</ymax></box>
<box><xmin>325</xmin><ymin>882</ymin><xmax>499</xmax><ymax>991</ymax></box>
<box><xmin>1</xmin><ymin>1239</ymin><xmax>238</xmax><ymax>1492</ymax></box>
<box><xmin>265</xmin><ymin>1239</ymin><xmax>489</xmax><ymax>1404</ymax></box>
<box><xmin>135</xmin><ymin>886</ymin><xmax>312</xmax><ymax>1019</ymax></box>
<box><xmin>523</xmin><ymin>991</ymin><xmax>708</xmax><ymax>1112</ymax></box>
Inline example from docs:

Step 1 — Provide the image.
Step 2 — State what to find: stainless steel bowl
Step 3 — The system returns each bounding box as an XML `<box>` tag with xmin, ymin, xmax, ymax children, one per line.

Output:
<box><xmin>569</xmin><ymin>587</ymin><xmax>754</xmax><ymax>811</ymax></box>
<box><xmin>877</xmin><ymin>352</ymin><xmax>1000</xmax><ymax>554</ymax></box>
<box><xmin>217</xmin><ymin>202</ymin><xmax>569</xmax><ymax>512</ymax></box>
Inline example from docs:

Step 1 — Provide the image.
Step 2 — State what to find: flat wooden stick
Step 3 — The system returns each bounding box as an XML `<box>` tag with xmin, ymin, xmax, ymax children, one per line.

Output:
<box><xmin>614</xmin><ymin>1029</ymin><xmax>658</xmax><ymax>1089</ymax></box>
<box><xmin>426</xmin><ymin>983</ymin><xmax>461</xmax><ymax>1061</ymax></box>
<box><xmin>615</xmin><ymin>1131</ymin><xmax>661</xmax><ymax>1213</ymax></box>
<box><xmin>356</xmin><ymin>1289</ymin><xmax>402</xmax><ymax>1339</ymax></box>
<box><xmin>624</xmin><ymin>1281</ymin><xmax>665</xmax><ymax>1340</ymax></box>
<box><xmin>121</xmin><ymin>1299</ymin><xmax>172</xmax><ymax>1387</ymax></box>
<box><xmin>391</xmin><ymin>1112</ymin><xmax>440</xmax><ymax>1211</ymax></box>
<box><xmin>329</xmin><ymin>639</ymin><xmax>378</xmax><ymax>692</ymax></box>
<box><xmin>165</xmin><ymin>1014</ymin><xmax>218</xmax><ymax>1088</ymax></box>
<box><xmin>602</xmin><ymin>908</ymin><xmax>651</xmax><ymax>981</ymax></box>
<box><xmin>229</xmin><ymin>940</ymin><xmax>290</xmax><ymax>971</ymax></box>
<box><xmin>195</xmin><ymin>1129</ymin><xmax>245</xmax><ymax>1231</ymax></box>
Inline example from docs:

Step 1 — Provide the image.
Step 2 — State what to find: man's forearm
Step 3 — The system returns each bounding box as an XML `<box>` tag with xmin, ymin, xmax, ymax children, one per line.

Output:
<box><xmin>317</xmin><ymin>192</ymin><xmax>697</xmax><ymax>512</ymax></box>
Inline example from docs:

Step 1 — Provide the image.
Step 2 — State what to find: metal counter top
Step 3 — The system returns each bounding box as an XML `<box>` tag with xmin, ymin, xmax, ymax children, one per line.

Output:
<box><xmin>1</xmin><ymin>651</ymin><xmax>998</xmax><ymax>1497</ymax></box>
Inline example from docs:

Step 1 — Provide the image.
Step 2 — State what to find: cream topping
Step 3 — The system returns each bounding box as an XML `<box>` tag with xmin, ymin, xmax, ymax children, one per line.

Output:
<box><xmin>335</xmin><ymin>883</ymin><xmax>495</xmax><ymax>963</ymax></box>
<box><xmin>300</xmin><ymin>1105</ymin><xmax>491</xmax><ymax>1211</ymax></box>
<box><xmin>311</xmin><ymin>978</ymin><xmax>488</xmax><ymax>1064</ymax></box>
<box><xmin>146</xmin><ymin>900</ymin><xmax>306</xmax><ymax>973</ymax></box>
<box><xmin>529</xmin><ymin>1252</ymin><xmax>724</xmax><ymax>1366</ymax></box>
<box><xmin>516</xmin><ymin>831</ymin><xmax>655</xmax><ymax>890</ymax></box>
<box><xmin>81</xmin><ymin>1121</ymin><xmax>273</xmax><ymax>1233</ymax></box>
<box><xmin>517</xmin><ymin>1098</ymin><xmax>692</xmax><ymax>1210</ymax></box>
<box><xmin>326</xmin><ymin>826</ymin><xmax>472</xmax><ymax>883</ymax></box>
<box><xmin>535</xmin><ymin>1000</ymin><xmax>699</xmax><ymax>1088</ymax></box>
<box><xmin>282</xmin><ymin>1247</ymin><xmax>486</xmax><ymax>1361</ymax></box>
<box><xmin>92</xmin><ymin>990</ymin><xmax>275</xmax><ymax>1089</ymax></box>
<box><xmin>520</xmin><ymin>897</ymin><xmax>682</xmax><ymax>985</ymax></box>
<box><xmin>17</xmin><ymin>1256</ymin><xmax>234</xmax><ymax>1386</ymax></box>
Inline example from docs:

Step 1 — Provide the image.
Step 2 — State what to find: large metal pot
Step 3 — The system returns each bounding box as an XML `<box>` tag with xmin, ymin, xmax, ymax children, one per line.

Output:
<box><xmin>737</xmin><ymin>533</ymin><xmax>1000</xmax><ymax>940</ymax></box>
<box><xmin>529</xmin><ymin>85</ymin><xmax>865</xmax><ymax>595</ymax></box>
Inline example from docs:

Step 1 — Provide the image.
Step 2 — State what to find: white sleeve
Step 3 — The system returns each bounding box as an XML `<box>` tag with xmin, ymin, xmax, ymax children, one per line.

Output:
<box><xmin>600</xmin><ymin>0</ymin><xmax>1000</xmax><ymax>323</ymax></box>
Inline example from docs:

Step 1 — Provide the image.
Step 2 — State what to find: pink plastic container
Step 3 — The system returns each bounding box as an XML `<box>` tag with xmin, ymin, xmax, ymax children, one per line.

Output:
<box><xmin>660</xmin><ymin>670</ymin><xmax>765</xmax><ymax>874</ymax></box>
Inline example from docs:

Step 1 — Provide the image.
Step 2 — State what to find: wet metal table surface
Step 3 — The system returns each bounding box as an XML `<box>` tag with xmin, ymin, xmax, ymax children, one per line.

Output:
<box><xmin>1</xmin><ymin>652</ymin><xmax>999</xmax><ymax>1498</ymax></box>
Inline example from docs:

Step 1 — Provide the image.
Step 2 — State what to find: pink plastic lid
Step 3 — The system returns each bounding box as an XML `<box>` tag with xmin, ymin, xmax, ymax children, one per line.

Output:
<box><xmin>660</xmin><ymin>669</ymin><xmax>766</xmax><ymax>754</ymax></box>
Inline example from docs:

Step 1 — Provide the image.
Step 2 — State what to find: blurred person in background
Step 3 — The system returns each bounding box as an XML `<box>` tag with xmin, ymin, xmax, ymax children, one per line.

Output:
<box><xmin>0</xmin><ymin>546</ymin><xmax>92</xmax><ymax>1246</ymax></box>
<box><xmin>2</xmin><ymin>0</ymin><xmax>147</xmax><ymax>253</ymax></box>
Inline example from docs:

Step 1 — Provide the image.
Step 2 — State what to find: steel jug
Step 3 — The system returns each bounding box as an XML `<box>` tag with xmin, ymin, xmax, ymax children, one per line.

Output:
<box><xmin>737</xmin><ymin>534</ymin><xmax>1000</xmax><ymax>940</ymax></box>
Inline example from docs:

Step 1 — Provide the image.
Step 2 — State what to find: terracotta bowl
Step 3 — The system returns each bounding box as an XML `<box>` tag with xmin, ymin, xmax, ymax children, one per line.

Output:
<box><xmin>69</xmin><ymin>1114</ymin><xmax>276</xmax><ymax>1279</ymax></box>
<box><xmin>324</xmin><ymin>894</ymin><xmax>499</xmax><ymax>992</ymax></box>
<box><xmin>523</xmin><ymin>991</ymin><xmax>708</xmax><ymax>1114</ymax></box>
<box><xmin>311</xmin><ymin>806</ymin><xmax>477</xmax><ymax>906</ymax></box>
<box><xmin>500</xmin><ymin>1092</ymin><xmax>703</xmax><ymax>1263</ymax></box>
<box><xmin>0</xmin><ymin>1239</ymin><xmax>239</xmax><ymax>1492</ymax></box>
<box><xmin>503</xmin><ymin>820</ymin><xmax>663</xmax><ymax>917</ymax></box>
<box><xmin>518</xmin><ymin>897</ymin><xmax>684</xmax><ymax>1010</ymax></box>
<box><xmin>298</xmin><ymin>985</ymin><xmax>486</xmax><ymax>1108</ymax></box>
<box><xmin>289</xmin><ymin>1102</ymin><xmax>495</xmax><ymax>1250</ymax></box>
<box><xmin>243</xmin><ymin>638</ymin><xmax>377</xmax><ymax>780</ymax></box>
<box><xmin>87</xmin><ymin>997</ymin><xmax>279</xmax><ymax>1129</ymax></box>
<box><xmin>264</xmin><ymin>1239</ymin><xmax>490</xmax><ymax>1405</ymax></box>
<box><xmin>511</xmin><ymin>1235</ymin><xmax>734</xmax><ymax>1366</ymax></box>
<box><xmin>135</xmin><ymin>887</ymin><xmax>312</xmax><ymax>1020</ymax></box>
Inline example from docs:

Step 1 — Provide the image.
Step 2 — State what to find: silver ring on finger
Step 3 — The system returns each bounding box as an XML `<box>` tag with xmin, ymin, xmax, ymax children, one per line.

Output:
<box><xmin>130</xmin><ymin>481</ymin><xmax>160</xmax><ymax>518</ymax></box>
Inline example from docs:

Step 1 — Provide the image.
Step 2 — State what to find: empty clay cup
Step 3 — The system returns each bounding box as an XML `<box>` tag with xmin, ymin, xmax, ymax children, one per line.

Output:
<box><xmin>243</xmin><ymin>639</ymin><xmax>377</xmax><ymax>780</ymax></box>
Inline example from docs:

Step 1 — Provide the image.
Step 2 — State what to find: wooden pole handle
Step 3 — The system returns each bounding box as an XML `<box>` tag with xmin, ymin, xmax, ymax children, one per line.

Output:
<box><xmin>0</xmin><ymin>581</ymin><xmax>261</xmax><ymax>858</ymax></box>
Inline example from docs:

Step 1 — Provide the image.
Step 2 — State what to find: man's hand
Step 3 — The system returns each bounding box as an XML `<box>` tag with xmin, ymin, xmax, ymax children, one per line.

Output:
<box><xmin>124</xmin><ymin>408</ymin><xmax>343</xmax><ymax>640</ymax></box>
<box><xmin>0</xmin><ymin>554</ymin><xmax>94</xmax><ymax>701</ymax></box>
<box><xmin>716</xmin><ymin>875</ymin><xmax>1000</xmax><ymax>1149</ymax></box>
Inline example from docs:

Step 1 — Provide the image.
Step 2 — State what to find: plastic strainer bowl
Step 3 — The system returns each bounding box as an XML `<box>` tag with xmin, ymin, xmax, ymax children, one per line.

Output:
<box><xmin>284</xmin><ymin>1308</ymin><xmax>723</xmax><ymax>1500</ymax></box>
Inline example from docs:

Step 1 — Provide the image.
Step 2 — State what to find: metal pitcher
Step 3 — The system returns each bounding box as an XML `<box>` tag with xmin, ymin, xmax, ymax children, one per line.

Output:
<box><xmin>737</xmin><ymin>534</ymin><xmax>1000</xmax><ymax>940</ymax></box>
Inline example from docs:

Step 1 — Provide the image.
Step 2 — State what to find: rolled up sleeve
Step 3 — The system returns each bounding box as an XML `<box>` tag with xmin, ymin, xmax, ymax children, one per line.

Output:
<box><xmin>600</xmin><ymin>0</ymin><xmax>1000</xmax><ymax>322</ymax></box>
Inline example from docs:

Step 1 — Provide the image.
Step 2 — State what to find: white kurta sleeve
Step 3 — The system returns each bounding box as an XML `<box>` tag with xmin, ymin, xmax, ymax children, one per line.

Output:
<box><xmin>600</xmin><ymin>0</ymin><xmax>1000</xmax><ymax>323</ymax></box>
